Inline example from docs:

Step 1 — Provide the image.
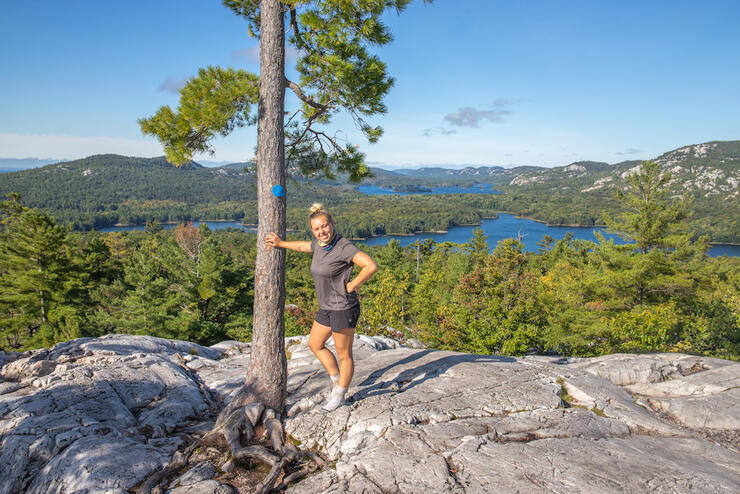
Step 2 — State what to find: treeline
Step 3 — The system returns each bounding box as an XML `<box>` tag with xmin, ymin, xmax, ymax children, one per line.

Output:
<box><xmin>286</xmin><ymin>194</ymin><xmax>492</xmax><ymax>239</ymax></box>
<box><xmin>490</xmin><ymin>186</ymin><xmax>739</xmax><ymax>243</ymax></box>
<box><xmin>0</xmin><ymin>194</ymin><xmax>254</xmax><ymax>349</ymax></box>
<box><xmin>1</xmin><ymin>154</ymin><xmax>737</xmax><ymax>243</ymax></box>
<box><xmin>1</xmin><ymin>163</ymin><xmax>738</xmax><ymax>359</ymax></box>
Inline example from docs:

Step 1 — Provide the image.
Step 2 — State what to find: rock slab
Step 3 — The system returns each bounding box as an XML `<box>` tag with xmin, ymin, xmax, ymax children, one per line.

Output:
<box><xmin>1</xmin><ymin>335</ymin><xmax>738</xmax><ymax>493</ymax></box>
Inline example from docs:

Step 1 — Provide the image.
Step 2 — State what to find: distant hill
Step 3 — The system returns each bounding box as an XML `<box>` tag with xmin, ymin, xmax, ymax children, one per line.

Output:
<box><xmin>0</xmin><ymin>142</ymin><xmax>737</xmax><ymax>241</ymax></box>
<box><xmin>393</xmin><ymin>165</ymin><xmax>505</xmax><ymax>177</ymax></box>
<box><xmin>216</xmin><ymin>161</ymin><xmax>254</xmax><ymax>172</ymax></box>
<box><xmin>506</xmin><ymin>141</ymin><xmax>740</xmax><ymax>200</ymax></box>
<box><xmin>0</xmin><ymin>154</ymin><xmax>247</xmax><ymax>206</ymax></box>
<box><xmin>0</xmin><ymin>155</ymin><xmax>259</xmax><ymax>229</ymax></box>
<box><xmin>333</xmin><ymin>141</ymin><xmax>740</xmax><ymax>241</ymax></box>
<box><xmin>364</xmin><ymin>142</ymin><xmax>739</xmax><ymax>203</ymax></box>
<box><xmin>0</xmin><ymin>154</ymin><xmax>364</xmax><ymax>230</ymax></box>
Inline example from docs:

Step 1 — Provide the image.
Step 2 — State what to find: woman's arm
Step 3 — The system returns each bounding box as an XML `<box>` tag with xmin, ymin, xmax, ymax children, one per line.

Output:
<box><xmin>347</xmin><ymin>251</ymin><xmax>378</xmax><ymax>293</ymax></box>
<box><xmin>265</xmin><ymin>232</ymin><xmax>312</xmax><ymax>253</ymax></box>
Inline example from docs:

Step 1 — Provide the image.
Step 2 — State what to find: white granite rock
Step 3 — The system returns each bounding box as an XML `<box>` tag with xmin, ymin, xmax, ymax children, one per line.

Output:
<box><xmin>1</xmin><ymin>334</ymin><xmax>738</xmax><ymax>494</ymax></box>
<box><xmin>0</xmin><ymin>335</ymin><xmax>217</xmax><ymax>494</ymax></box>
<box><xmin>283</xmin><ymin>347</ymin><xmax>739</xmax><ymax>493</ymax></box>
<box><xmin>570</xmin><ymin>353</ymin><xmax>740</xmax><ymax>431</ymax></box>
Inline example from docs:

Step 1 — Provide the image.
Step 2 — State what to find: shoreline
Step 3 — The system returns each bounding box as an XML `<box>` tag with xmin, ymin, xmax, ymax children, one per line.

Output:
<box><xmin>707</xmin><ymin>241</ymin><xmax>740</xmax><ymax>246</ymax></box>
<box><xmin>486</xmin><ymin>211</ymin><xmax>607</xmax><ymax>229</ymax></box>
<box><xmin>486</xmin><ymin>212</ymin><xmax>740</xmax><ymax>246</ymax></box>
<box><xmin>111</xmin><ymin>219</ymin><xmax>250</xmax><ymax>227</ymax></box>
<box><xmin>100</xmin><ymin>216</ymin><xmax>740</xmax><ymax>247</ymax></box>
<box><xmin>348</xmin><ymin>229</ymin><xmax>450</xmax><ymax>241</ymax></box>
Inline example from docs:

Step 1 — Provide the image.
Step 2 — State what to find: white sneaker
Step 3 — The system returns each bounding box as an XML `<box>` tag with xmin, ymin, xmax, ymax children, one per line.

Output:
<box><xmin>322</xmin><ymin>387</ymin><xmax>347</xmax><ymax>411</ymax></box>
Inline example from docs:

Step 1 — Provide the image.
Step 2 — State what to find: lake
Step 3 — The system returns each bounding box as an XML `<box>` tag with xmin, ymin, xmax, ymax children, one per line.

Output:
<box><xmin>99</xmin><ymin>215</ymin><xmax>740</xmax><ymax>257</ymax></box>
<box><xmin>355</xmin><ymin>184</ymin><xmax>739</xmax><ymax>257</ymax></box>
<box><xmin>360</xmin><ymin>213</ymin><xmax>740</xmax><ymax>257</ymax></box>
<box><xmin>357</xmin><ymin>184</ymin><xmax>501</xmax><ymax>195</ymax></box>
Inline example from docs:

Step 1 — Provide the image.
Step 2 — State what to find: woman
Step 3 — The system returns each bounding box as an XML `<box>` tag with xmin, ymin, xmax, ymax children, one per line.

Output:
<box><xmin>265</xmin><ymin>204</ymin><xmax>377</xmax><ymax>411</ymax></box>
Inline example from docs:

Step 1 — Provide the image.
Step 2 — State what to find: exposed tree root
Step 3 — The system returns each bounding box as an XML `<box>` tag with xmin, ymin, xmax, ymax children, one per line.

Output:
<box><xmin>137</xmin><ymin>401</ymin><xmax>324</xmax><ymax>493</ymax></box>
<box><xmin>137</xmin><ymin>441</ymin><xmax>199</xmax><ymax>494</ymax></box>
<box><xmin>273</xmin><ymin>466</ymin><xmax>313</xmax><ymax>492</ymax></box>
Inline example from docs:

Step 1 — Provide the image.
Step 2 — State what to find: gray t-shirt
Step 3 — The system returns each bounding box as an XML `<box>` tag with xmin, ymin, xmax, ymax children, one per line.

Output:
<box><xmin>310</xmin><ymin>235</ymin><xmax>360</xmax><ymax>310</ymax></box>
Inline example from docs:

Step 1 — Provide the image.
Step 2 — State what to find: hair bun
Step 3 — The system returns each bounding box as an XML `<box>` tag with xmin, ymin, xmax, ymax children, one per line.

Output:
<box><xmin>309</xmin><ymin>203</ymin><xmax>324</xmax><ymax>214</ymax></box>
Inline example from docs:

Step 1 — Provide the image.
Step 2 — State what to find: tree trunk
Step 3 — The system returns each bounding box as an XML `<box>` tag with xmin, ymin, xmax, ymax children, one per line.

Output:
<box><xmin>225</xmin><ymin>0</ymin><xmax>288</xmax><ymax>417</ymax></box>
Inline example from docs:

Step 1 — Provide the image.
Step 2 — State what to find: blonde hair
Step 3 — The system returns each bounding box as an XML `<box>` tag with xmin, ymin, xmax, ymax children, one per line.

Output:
<box><xmin>308</xmin><ymin>203</ymin><xmax>333</xmax><ymax>225</ymax></box>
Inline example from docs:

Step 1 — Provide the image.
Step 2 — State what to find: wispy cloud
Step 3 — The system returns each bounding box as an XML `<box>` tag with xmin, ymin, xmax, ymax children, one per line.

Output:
<box><xmin>491</xmin><ymin>98</ymin><xmax>525</xmax><ymax>107</ymax></box>
<box><xmin>0</xmin><ymin>133</ymin><xmax>163</xmax><ymax>160</ymax></box>
<box><xmin>444</xmin><ymin>106</ymin><xmax>511</xmax><ymax>127</ymax></box>
<box><xmin>233</xmin><ymin>46</ymin><xmax>260</xmax><ymax>64</ymax></box>
<box><xmin>158</xmin><ymin>76</ymin><xmax>187</xmax><ymax>93</ymax></box>
<box><xmin>443</xmin><ymin>98</ymin><xmax>521</xmax><ymax>128</ymax></box>
<box><xmin>615</xmin><ymin>147</ymin><xmax>642</xmax><ymax>155</ymax></box>
<box><xmin>233</xmin><ymin>45</ymin><xmax>303</xmax><ymax>65</ymax></box>
<box><xmin>421</xmin><ymin>127</ymin><xmax>457</xmax><ymax>137</ymax></box>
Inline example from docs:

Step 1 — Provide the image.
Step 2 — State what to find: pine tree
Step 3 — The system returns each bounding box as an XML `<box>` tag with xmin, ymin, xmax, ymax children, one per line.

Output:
<box><xmin>603</xmin><ymin>160</ymin><xmax>692</xmax><ymax>254</ymax></box>
<box><xmin>0</xmin><ymin>200</ymin><xmax>70</xmax><ymax>349</ymax></box>
<box><xmin>463</xmin><ymin>227</ymin><xmax>489</xmax><ymax>266</ymax></box>
<box><xmin>139</xmin><ymin>1</ymin><xmax>429</xmax><ymax>419</ymax></box>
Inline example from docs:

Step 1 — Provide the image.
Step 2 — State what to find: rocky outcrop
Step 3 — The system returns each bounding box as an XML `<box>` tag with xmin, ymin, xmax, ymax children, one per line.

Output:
<box><xmin>284</xmin><ymin>351</ymin><xmax>739</xmax><ymax>493</ymax></box>
<box><xmin>0</xmin><ymin>336</ymin><xmax>219</xmax><ymax>494</ymax></box>
<box><xmin>1</xmin><ymin>335</ymin><xmax>738</xmax><ymax>493</ymax></box>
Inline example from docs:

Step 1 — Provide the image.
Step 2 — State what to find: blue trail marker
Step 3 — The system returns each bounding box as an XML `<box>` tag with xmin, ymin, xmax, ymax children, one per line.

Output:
<box><xmin>272</xmin><ymin>184</ymin><xmax>285</xmax><ymax>198</ymax></box>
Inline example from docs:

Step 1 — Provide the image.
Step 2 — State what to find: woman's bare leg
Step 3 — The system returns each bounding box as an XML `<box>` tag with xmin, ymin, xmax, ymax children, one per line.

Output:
<box><xmin>332</xmin><ymin>328</ymin><xmax>355</xmax><ymax>389</ymax></box>
<box><xmin>308</xmin><ymin>320</ymin><xmax>339</xmax><ymax>377</ymax></box>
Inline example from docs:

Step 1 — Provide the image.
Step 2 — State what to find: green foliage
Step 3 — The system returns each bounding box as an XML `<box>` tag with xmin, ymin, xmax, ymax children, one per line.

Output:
<box><xmin>443</xmin><ymin>238</ymin><xmax>545</xmax><ymax>355</ymax></box>
<box><xmin>606</xmin><ymin>303</ymin><xmax>680</xmax><ymax>352</ymax></box>
<box><xmin>0</xmin><ymin>195</ymin><xmax>108</xmax><ymax>349</ymax></box>
<box><xmin>409</xmin><ymin>246</ymin><xmax>470</xmax><ymax>349</ymax></box>
<box><xmin>603</xmin><ymin>161</ymin><xmax>692</xmax><ymax>253</ymax></box>
<box><xmin>463</xmin><ymin>227</ymin><xmax>489</xmax><ymax>266</ymax></box>
<box><xmin>0</xmin><ymin>205</ymin><xmax>69</xmax><ymax>347</ymax></box>
<box><xmin>0</xmin><ymin>196</ymin><xmax>256</xmax><ymax>350</ymax></box>
<box><xmin>93</xmin><ymin>226</ymin><xmax>254</xmax><ymax>344</ymax></box>
<box><xmin>359</xmin><ymin>271</ymin><xmax>410</xmax><ymax>339</ymax></box>
<box><xmin>1</xmin><ymin>151</ymin><xmax>736</xmax><ymax>243</ymax></box>
<box><xmin>139</xmin><ymin>67</ymin><xmax>259</xmax><ymax>165</ymax></box>
<box><xmin>140</xmin><ymin>0</ymin><xmax>432</xmax><ymax>181</ymax></box>
<box><xmin>1</xmin><ymin>157</ymin><xmax>738</xmax><ymax>360</ymax></box>
<box><xmin>2</xmin><ymin>218</ymin><xmax>738</xmax><ymax>359</ymax></box>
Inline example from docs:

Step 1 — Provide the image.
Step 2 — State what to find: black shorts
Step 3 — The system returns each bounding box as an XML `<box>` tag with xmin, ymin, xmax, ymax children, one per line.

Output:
<box><xmin>315</xmin><ymin>305</ymin><xmax>361</xmax><ymax>332</ymax></box>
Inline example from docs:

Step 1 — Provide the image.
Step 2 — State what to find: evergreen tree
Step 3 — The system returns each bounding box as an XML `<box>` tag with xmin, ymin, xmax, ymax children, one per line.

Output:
<box><xmin>139</xmin><ymin>0</ymin><xmax>429</xmax><ymax>414</ymax></box>
<box><xmin>603</xmin><ymin>160</ymin><xmax>692</xmax><ymax>254</ymax></box>
<box><xmin>0</xmin><ymin>200</ymin><xmax>70</xmax><ymax>348</ymax></box>
<box><xmin>410</xmin><ymin>247</ymin><xmax>470</xmax><ymax>349</ymax></box>
<box><xmin>463</xmin><ymin>227</ymin><xmax>489</xmax><ymax>266</ymax></box>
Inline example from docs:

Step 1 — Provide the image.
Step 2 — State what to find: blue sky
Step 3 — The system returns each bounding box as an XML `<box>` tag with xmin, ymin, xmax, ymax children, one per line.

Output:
<box><xmin>1</xmin><ymin>0</ymin><xmax>739</xmax><ymax>169</ymax></box>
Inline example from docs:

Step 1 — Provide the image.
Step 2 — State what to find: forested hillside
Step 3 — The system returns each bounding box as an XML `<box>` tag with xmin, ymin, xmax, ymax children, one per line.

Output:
<box><xmin>0</xmin><ymin>140</ymin><xmax>737</xmax><ymax>242</ymax></box>
<box><xmin>1</xmin><ymin>163</ymin><xmax>738</xmax><ymax>359</ymax></box>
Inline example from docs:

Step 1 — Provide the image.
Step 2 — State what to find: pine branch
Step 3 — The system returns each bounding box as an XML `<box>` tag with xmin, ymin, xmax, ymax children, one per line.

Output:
<box><xmin>285</xmin><ymin>78</ymin><xmax>334</xmax><ymax>112</ymax></box>
<box><xmin>289</xmin><ymin>7</ymin><xmax>308</xmax><ymax>49</ymax></box>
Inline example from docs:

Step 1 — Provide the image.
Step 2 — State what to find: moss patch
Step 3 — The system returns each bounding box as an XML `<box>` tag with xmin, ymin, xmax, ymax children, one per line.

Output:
<box><xmin>591</xmin><ymin>406</ymin><xmax>606</xmax><ymax>417</ymax></box>
<box><xmin>557</xmin><ymin>378</ymin><xmax>576</xmax><ymax>408</ymax></box>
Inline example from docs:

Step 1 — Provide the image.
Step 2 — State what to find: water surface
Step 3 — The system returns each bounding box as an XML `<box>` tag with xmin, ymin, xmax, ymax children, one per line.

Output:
<box><xmin>357</xmin><ymin>184</ymin><xmax>501</xmax><ymax>195</ymax></box>
<box><xmin>359</xmin><ymin>213</ymin><xmax>740</xmax><ymax>258</ymax></box>
<box><xmin>98</xmin><ymin>216</ymin><xmax>739</xmax><ymax>257</ymax></box>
